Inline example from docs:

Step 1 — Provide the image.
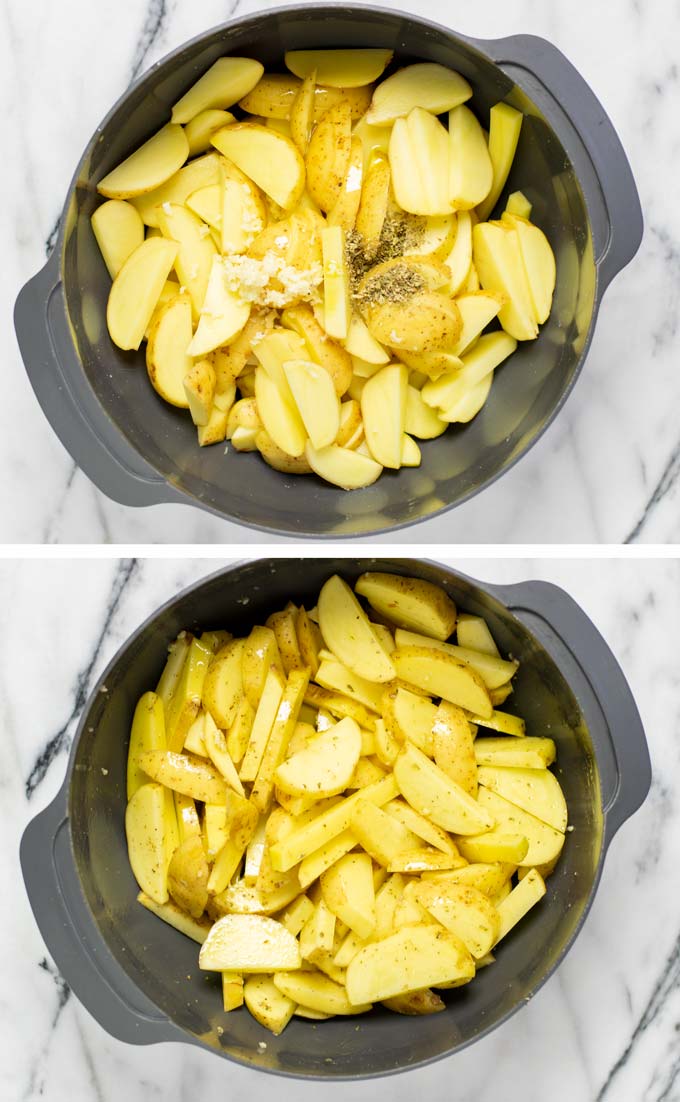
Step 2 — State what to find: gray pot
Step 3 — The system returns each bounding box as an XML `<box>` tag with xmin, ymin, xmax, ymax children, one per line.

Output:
<box><xmin>14</xmin><ymin>5</ymin><xmax>642</xmax><ymax>538</ymax></box>
<box><xmin>21</xmin><ymin>559</ymin><xmax>651</xmax><ymax>1079</ymax></box>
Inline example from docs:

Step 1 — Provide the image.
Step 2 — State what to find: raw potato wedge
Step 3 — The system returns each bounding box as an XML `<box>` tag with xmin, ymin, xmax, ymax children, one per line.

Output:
<box><xmin>240</xmin><ymin>667</ymin><xmax>286</xmax><ymax>783</ymax></box>
<box><xmin>321</xmin><ymin>225</ymin><xmax>351</xmax><ymax>339</ymax></box>
<box><xmin>392</xmin><ymin>628</ymin><xmax>518</xmax><ymax>690</ymax></box>
<box><xmin>202</xmin><ymin>638</ymin><xmax>246</xmax><ymax>730</ymax></box>
<box><xmin>92</xmin><ymin>199</ymin><xmax>145</xmax><ymax>278</ymax></box>
<box><xmin>473</xmin><ymin>221</ymin><xmax>538</xmax><ymax>340</ymax></box>
<box><xmin>156</xmin><ymin>202</ymin><xmax>216</xmax><ymax>319</ymax></box>
<box><xmin>382</xmin><ymin>687</ymin><xmax>436</xmax><ymax>754</ymax></box>
<box><xmin>244</xmin><ymin>976</ymin><xmax>296</xmax><ymax>1035</ymax></box>
<box><xmin>456</xmin><ymin>832</ymin><xmax>529</xmax><ymax>864</ymax></box>
<box><xmin>394</xmin><ymin>742</ymin><xmax>494</xmax><ymax>834</ymax></box>
<box><xmin>167</xmin><ymin>834</ymin><xmax>209</xmax><ymax>918</ymax></box>
<box><xmin>199</xmin><ymin>914</ymin><xmax>301</xmax><ymax>971</ymax></box>
<box><xmin>501</xmin><ymin>213</ymin><xmax>556</xmax><ymax>324</ymax></box>
<box><xmin>127</xmin><ymin>692</ymin><xmax>166</xmax><ymax>798</ymax></box>
<box><xmin>316</xmin><ymin>657</ymin><xmax>384</xmax><ymax>712</ymax></box>
<box><xmin>242</xmin><ymin>626</ymin><xmax>283</xmax><ymax>710</ymax></box>
<box><xmin>306</xmin><ymin>100</ymin><xmax>353</xmax><ymax>213</ymax></box>
<box><xmin>476</xmin><ymin>103</ymin><xmax>523</xmax><ymax>222</ymax></box>
<box><xmin>320</xmin><ymin>852</ymin><xmax>376</xmax><ymax>938</ymax></box>
<box><xmin>383</xmin><ymin>989</ymin><xmax>445</xmax><ymax>1015</ymax></box>
<box><xmin>98</xmin><ymin>124</ymin><xmax>189</xmax><ymax>198</ymax></box>
<box><xmin>146</xmin><ymin>295</ymin><xmax>193</xmax><ymax>408</ymax></box>
<box><xmin>364</xmin><ymin>292</ymin><xmax>462</xmax><ymax>355</ymax></box>
<box><xmin>360</xmin><ymin>363</ymin><xmax>408</xmax><ymax>468</ymax></box>
<box><xmin>184</xmin><ymin>108</ymin><xmax>236</xmax><ymax>156</ymax></box>
<box><xmin>318</xmin><ymin>574</ymin><xmax>396</xmax><ymax>683</ymax></box>
<box><xmin>505</xmin><ymin>190</ymin><xmax>532</xmax><ymax>219</ymax></box>
<box><xmin>432</xmin><ymin>701</ymin><xmax>477</xmax><ymax>796</ymax></box>
<box><xmin>476</xmin><ymin>787</ymin><xmax>565</xmax><ymax>867</ymax></box>
<box><xmin>412</xmin><ymin>880</ymin><xmax>500</xmax><ymax>959</ymax></box>
<box><xmin>281</xmin><ymin>356</ymin><xmax>342</xmax><ymax>457</ymax></box>
<box><xmin>473</xmin><ymin>736</ymin><xmax>556</xmax><ymax>769</ymax></box>
<box><xmin>451</xmin><ymin>292</ymin><xmax>505</xmax><ymax>356</ymax></box>
<box><xmin>107</xmin><ymin>238</ymin><xmax>178</xmax><ymax>351</ymax></box>
<box><xmin>448</xmin><ymin>104</ymin><xmax>493</xmax><ymax>210</ymax></box>
<box><xmin>275</xmin><ymin>717</ymin><xmax>362</xmax><ymax>798</ymax></box>
<box><xmin>183</xmin><ymin>358</ymin><xmax>216</xmax><ymax>426</ymax></box>
<box><xmin>494</xmin><ymin>868</ymin><xmax>546</xmax><ymax>945</ymax></box>
<box><xmin>367</xmin><ymin>62</ymin><xmax>472</xmax><ymax>125</ymax></box>
<box><xmin>394</xmin><ymin>645</ymin><xmax>492</xmax><ymax>717</ymax></box>
<box><xmin>355</xmin><ymin>154</ymin><xmax>391</xmax><ymax>258</ymax></box>
<box><xmin>281</xmin><ymin>304</ymin><xmax>353</xmax><ymax>396</ymax></box>
<box><xmin>172</xmin><ymin>58</ymin><xmax>264</xmax><ymax>123</ymax></box>
<box><xmin>355</xmin><ymin>572</ymin><xmax>457</xmax><ymax>640</ymax></box>
<box><xmin>139</xmin><ymin>750</ymin><xmax>227</xmax><ymax>805</ymax></box>
<box><xmin>346</xmin><ymin>924</ymin><xmax>475</xmax><ymax>1004</ymax></box>
<box><xmin>212</xmin><ymin>122</ymin><xmax>305</xmax><ymax>209</ymax></box>
<box><xmin>125</xmin><ymin>782</ymin><xmax>172</xmax><ymax>904</ymax></box>
<box><xmin>389</xmin><ymin>108</ymin><xmax>450</xmax><ymax>216</ymax></box>
<box><xmin>131</xmin><ymin>152</ymin><xmax>221</xmax><ymax>227</ymax></box>
<box><xmin>285</xmin><ymin>49</ymin><xmax>393</xmax><ymax>87</ymax></box>
<box><xmin>443</xmin><ymin>209</ymin><xmax>473</xmax><ymax>295</ymax></box>
<box><xmin>477</xmin><ymin>765</ymin><xmax>568</xmax><ymax>832</ymax></box>
<box><xmin>350</xmin><ymin>800</ymin><xmax>421</xmax><ymax>867</ymax></box>
<box><xmin>255</xmin><ymin>366</ymin><xmax>307</xmax><ymax>458</ymax></box>
<box><xmin>405</xmin><ymin>385</ymin><xmax>448</xmax><ymax>439</ymax></box>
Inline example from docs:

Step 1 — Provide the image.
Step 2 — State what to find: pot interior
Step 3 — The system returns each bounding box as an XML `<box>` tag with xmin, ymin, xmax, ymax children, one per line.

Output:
<box><xmin>69</xmin><ymin>560</ymin><xmax>603</xmax><ymax>1078</ymax></box>
<box><xmin>62</xmin><ymin>6</ymin><xmax>595</xmax><ymax>536</ymax></box>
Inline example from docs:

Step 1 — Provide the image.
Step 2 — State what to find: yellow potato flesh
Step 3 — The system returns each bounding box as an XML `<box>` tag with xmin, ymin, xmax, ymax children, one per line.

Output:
<box><xmin>167</xmin><ymin>834</ymin><xmax>209</xmax><ymax>918</ymax></box>
<box><xmin>355</xmin><ymin>154</ymin><xmax>391</xmax><ymax>258</ymax></box>
<box><xmin>389</xmin><ymin>108</ymin><xmax>450</xmax><ymax>216</ymax></box>
<box><xmin>244</xmin><ymin>976</ymin><xmax>296</xmax><ymax>1034</ymax></box>
<box><xmin>137</xmin><ymin>891</ymin><xmax>211</xmax><ymax>943</ymax></box>
<box><xmin>318</xmin><ymin>574</ymin><xmax>396</xmax><ymax>684</ymax></box>
<box><xmin>127</xmin><ymin>692</ymin><xmax>166</xmax><ymax>798</ymax></box>
<box><xmin>392</xmin><ymin>628</ymin><xmax>518</xmax><ymax>689</ymax></box>
<box><xmin>156</xmin><ymin>202</ymin><xmax>216</xmax><ymax>319</ymax></box>
<box><xmin>476</xmin><ymin>787</ymin><xmax>565</xmax><ymax>867</ymax></box>
<box><xmin>433</xmin><ymin>700</ymin><xmax>477</xmax><ymax>796</ymax></box>
<box><xmin>212</xmin><ymin>122</ymin><xmax>305</xmax><ymax>209</ymax></box>
<box><xmin>283</xmin><ymin>359</ymin><xmax>340</xmax><ymax>450</ymax></box>
<box><xmin>183</xmin><ymin>358</ymin><xmax>216</xmax><ymax>426</ymax></box>
<box><xmin>456</xmin><ymin>832</ymin><xmax>529</xmax><ymax>864</ymax></box>
<box><xmin>125</xmin><ymin>782</ymin><xmax>170</xmax><ymax>904</ymax></box>
<box><xmin>473</xmin><ymin>736</ymin><xmax>556</xmax><ymax>769</ymax></box>
<box><xmin>473</xmin><ymin>221</ymin><xmax>538</xmax><ymax>340</ymax></box>
<box><xmin>439</xmin><ymin>373</ymin><xmax>493</xmax><ymax>424</ymax></box>
<box><xmin>139</xmin><ymin>749</ymin><xmax>227</xmax><ymax>804</ymax></box>
<box><xmin>98</xmin><ymin>124</ymin><xmax>189</xmax><ymax>199</ymax></box>
<box><xmin>185</xmin><ymin>184</ymin><xmax>222</xmax><ymax>230</ymax></box>
<box><xmin>320</xmin><ymin>852</ymin><xmax>376</xmax><ymax>938</ymax></box>
<box><xmin>346</xmin><ymin>924</ymin><xmax>474</xmax><ymax>1004</ymax></box>
<box><xmin>199</xmin><ymin>913</ymin><xmax>301</xmax><ymax>971</ymax></box>
<box><xmin>505</xmin><ymin>190</ymin><xmax>532</xmax><ymax>220</ymax></box>
<box><xmin>413</xmin><ymin>880</ymin><xmax>500</xmax><ymax>959</ymax></box>
<box><xmin>187</xmin><ymin>256</ymin><xmax>251</xmax><ymax>357</ymax></box>
<box><xmin>285</xmin><ymin>49</ymin><xmax>393</xmax><ymax>87</ymax></box>
<box><xmin>184</xmin><ymin>109</ymin><xmax>236</xmax><ymax>155</ymax></box>
<box><xmin>315</xmin><ymin>658</ymin><xmax>385</xmax><ymax>712</ymax></box>
<box><xmin>350</xmin><ymin>800</ymin><xmax>421</xmax><ymax>867</ymax></box>
<box><xmin>92</xmin><ymin>199</ymin><xmax>145</xmax><ymax>278</ymax></box>
<box><xmin>494</xmin><ymin>868</ymin><xmax>546</xmax><ymax>945</ymax></box>
<box><xmin>171</xmin><ymin>57</ymin><xmax>264</xmax><ymax>124</ymax></box>
<box><xmin>355</xmin><ymin>572</ymin><xmax>457</xmax><ymax>640</ymax></box>
<box><xmin>360</xmin><ymin>363</ymin><xmax>408</xmax><ymax>469</ymax></box>
<box><xmin>405</xmin><ymin>385</ymin><xmax>448</xmax><ymax>439</ymax></box>
<box><xmin>476</xmin><ymin>102</ymin><xmax>523</xmax><ymax>222</ymax></box>
<box><xmin>106</xmin><ymin>237</ymin><xmax>178</xmax><ymax>351</ymax></box>
<box><xmin>448</xmin><ymin>104</ymin><xmax>493</xmax><ymax>210</ymax></box>
<box><xmin>394</xmin><ymin>645</ymin><xmax>492</xmax><ymax>717</ymax></box>
<box><xmin>146</xmin><ymin>295</ymin><xmax>193</xmax><ymax>409</ymax></box>
<box><xmin>422</xmin><ymin>331</ymin><xmax>518</xmax><ymax>412</ymax></box>
<box><xmin>202</xmin><ymin>639</ymin><xmax>246</xmax><ymax>730</ymax></box>
<box><xmin>131</xmin><ymin>152</ymin><xmax>221</xmax><ymax>227</ymax></box>
<box><xmin>239</xmin><ymin>667</ymin><xmax>286</xmax><ymax>782</ymax></box>
<box><xmin>477</xmin><ymin>765</ymin><xmax>568</xmax><ymax>832</ymax></box>
<box><xmin>501</xmin><ymin>213</ymin><xmax>556</xmax><ymax>324</ymax></box>
<box><xmin>393</xmin><ymin>742</ymin><xmax>494</xmax><ymax>835</ymax></box>
<box><xmin>367</xmin><ymin>62</ymin><xmax>472</xmax><ymax>125</ymax></box>
<box><xmin>451</xmin><ymin>292</ymin><xmax>505</xmax><ymax>356</ymax></box>
<box><xmin>255</xmin><ymin>365</ymin><xmax>307</xmax><ymax>458</ymax></box>
<box><xmin>321</xmin><ymin>225</ymin><xmax>351</xmax><ymax>339</ymax></box>
<box><xmin>443</xmin><ymin>209</ymin><xmax>473</xmax><ymax>295</ymax></box>
<box><xmin>275</xmin><ymin>716</ymin><xmax>361</xmax><ymax>798</ymax></box>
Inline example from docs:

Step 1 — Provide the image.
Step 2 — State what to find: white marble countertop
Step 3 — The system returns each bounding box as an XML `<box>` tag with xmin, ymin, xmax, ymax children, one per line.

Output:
<box><xmin>4</xmin><ymin>0</ymin><xmax>680</xmax><ymax>544</ymax></box>
<box><xmin>5</xmin><ymin>556</ymin><xmax>678</xmax><ymax>1100</ymax></box>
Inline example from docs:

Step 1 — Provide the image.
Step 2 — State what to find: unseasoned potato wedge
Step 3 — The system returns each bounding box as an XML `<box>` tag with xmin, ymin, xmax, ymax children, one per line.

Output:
<box><xmin>107</xmin><ymin>238</ymin><xmax>178</xmax><ymax>351</ymax></box>
<box><xmin>92</xmin><ymin>199</ymin><xmax>145</xmax><ymax>278</ymax></box>
<box><xmin>360</xmin><ymin>363</ymin><xmax>407</xmax><ymax>469</ymax></box>
<box><xmin>285</xmin><ymin>49</ymin><xmax>393</xmax><ymax>87</ymax></box>
<box><xmin>172</xmin><ymin>58</ymin><xmax>264</xmax><ymax>124</ymax></box>
<box><xmin>212</xmin><ymin>122</ymin><xmax>305</xmax><ymax>209</ymax></box>
<box><xmin>98</xmin><ymin>124</ymin><xmax>188</xmax><ymax>198</ymax></box>
<box><xmin>367</xmin><ymin>62</ymin><xmax>472</xmax><ymax>126</ymax></box>
<box><xmin>476</xmin><ymin>102</ymin><xmax>523</xmax><ymax>222</ymax></box>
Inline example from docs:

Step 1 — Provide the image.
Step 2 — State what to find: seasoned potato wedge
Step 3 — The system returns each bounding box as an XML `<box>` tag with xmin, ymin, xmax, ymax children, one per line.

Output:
<box><xmin>346</xmin><ymin>924</ymin><xmax>475</xmax><ymax>1004</ymax></box>
<box><xmin>199</xmin><ymin>914</ymin><xmax>301</xmax><ymax>971</ymax></box>
<box><xmin>318</xmin><ymin>574</ymin><xmax>396</xmax><ymax>683</ymax></box>
<box><xmin>394</xmin><ymin>742</ymin><xmax>494</xmax><ymax>834</ymax></box>
<box><xmin>356</xmin><ymin>572</ymin><xmax>457</xmax><ymax>640</ymax></box>
<box><xmin>167</xmin><ymin>834</ymin><xmax>209</xmax><ymax>918</ymax></box>
<box><xmin>306</xmin><ymin>100</ymin><xmax>352</xmax><ymax>212</ymax></box>
<box><xmin>245</xmin><ymin>975</ymin><xmax>296</xmax><ymax>1034</ymax></box>
<box><xmin>125</xmin><ymin>782</ymin><xmax>172</xmax><ymax>904</ymax></box>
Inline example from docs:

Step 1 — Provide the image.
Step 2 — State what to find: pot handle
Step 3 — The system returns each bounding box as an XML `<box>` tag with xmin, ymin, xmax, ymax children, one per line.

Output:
<box><xmin>492</xmin><ymin>580</ymin><xmax>651</xmax><ymax>847</ymax></box>
<box><xmin>14</xmin><ymin>251</ymin><xmax>184</xmax><ymax>509</ymax></box>
<box><xmin>20</xmin><ymin>782</ymin><xmax>186</xmax><ymax>1047</ymax></box>
<box><xmin>477</xmin><ymin>33</ymin><xmax>643</xmax><ymax>291</ymax></box>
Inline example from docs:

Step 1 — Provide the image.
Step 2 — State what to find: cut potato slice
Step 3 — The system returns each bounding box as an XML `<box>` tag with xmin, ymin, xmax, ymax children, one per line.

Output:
<box><xmin>240</xmin><ymin>667</ymin><xmax>286</xmax><ymax>783</ymax></box>
<box><xmin>456</xmin><ymin>832</ymin><xmax>529</xmax><ymax>864</ymax></box>
<box><xmin>172</xmin><ymin>57</ymin><xmax>264</xmax><ymax>123</ymax></box>
<box><xmin>449</xmin><ymin>104</ymin><xmax>493</xmax><ymax>210</ymax></box>
<box><xmin>476</xmin><ymin>103</ymin><xmax>523</xmax><ymax>222</ymax></box>
<box><xmin>138</xmin><ymin>749</ymin><xmax>227</xmax><ymax>804</ymax></box>
<box><xmin>106</xmin><ymin>237</ymin><xmax>178</xmax><ymax>351</ymax></box>
<box><xmin>404</xmin><ymin>213</ymin><xmax>458</xmax><ymax>261</ymax></box>
<box><xmin>505</xmin><ymin>190</ymin><xmax>532</xmax><ymax>220</ymax></box>
<box><xmin>92</xmin><ymin>199</ymin><xmax>145</xmax><ymax>278</ymax></box>
<box><xmin>438</xmin><ymin>373</ymin><xmax>492</xmax><ymax>425</ymax></box>
<box><xmin>394</xmin><ymin>645</ymin><xmax>492</xmax><ymax>717</ymax></box>
<box><xmin>452</xmin><ymin>292</ymin><xmax>505</xmax><ymax>356</ymax></box>
<box><xmin>315</xmin><ymin>658</ymin><xmax>384</xmax><ymax>713</ymax></box>
<box><xmin>306</xmin><ymin>441</ymin><xmax>382</xmax><ymax>489</ymax></box>
<box><xmin>328</xmin><ymin>135</ymin><xmax>364</xmax><ymax>231</ymax></box>
<box><xmin>125</xmin><ymin>782</ymin><xmax>170</xmax><ymax>904</ymax></box>
<box><xmin>389</xmin><ymin>108</ymin><xmax>450</xmax><ymax>216</ymax></box>
<box><xmin>285</xmin><ymin>49</ymin><xmax>392</xmax><ymax>87</ymax></box>
<box><xmin>394</xmin><ymin>742</ymin><xmax>494</xmax><ymax>834</ymax></box>
<box><xmin>321</xmin><ymin>225</ymin><xmax>351</xmax><ymax>339</ymax></box>
<box><xmin>255</xmin><ymin>365</ymin><xmax>307</xmax><ymax>458</ymax></box>
<box><xmin>203</xmin><ymin>712</ymin><xmax>245</xmax><ymax>796</ymax></box>
<box><xmin>188</xmin><ymin>256</ymin><xmax>251</xmax><ymax>357</ymax></box>
<box><xmin>199</xmin><ymin>913</ymin><xmax>301</xmax><ymax>971</ymax></box>
<box><xmin>127</xmin><ymin>692</ymin><xmax>166</xmax><ymax>799</ymax></box>
<box><xmin>382</xmin><ymin>687</ymin><xmax>436</xmax><ymax>755</ymax></box>
<box><xmin>244</xmin><ymin>976</ymin><xmax>296</xmax><ymax>1035</ymax></box>
<box><xmin>405</xmin><ymin>385</ymin><xmax>448</xmax><ymax>439</ymax></box>
<box><xmin>283</xmin><ymin>359</ymin><xmax>340</xmax><ymax>449</ymax></box>
<box><xmin>290</xmin><ymin>68</ymin><xmax>316</xmax><ymax>153</ymax></box>
<box><xmin>242</xmin><ymin>625</ymin><xmax>283</xmax><ymax>710</ymax></box>
<box><xmin>466</xmin><ymin>709</ymin><xmax>525</xmax><ymax>736</ymax></box>
<box><xmin>422</xmin><ymin>331</ymin><xmax>517</xmax><ymax>413</ymax></box>
<box><xmin>275</xmin><ymin>717</ymin><xmax>361</xmax><ymax>798</ymax></box>
<box><xmin>494</xmin><ymin>868</ymin><xmax>546</xmax><ymax>945</ymax></box>
<box><xmin>346</xmin><ymin>924</ymin><xmax>474</xmax><ymax>1004</ymax></box>
<box><xmin>433</xmin><ymin>701</ymin><xmax>477</xmax><ymax>797</ymax></box>
<box><xmin>443</xmin><ymin>209</ymin><xmax>473</xmax><ymax>295</ymax></box>
<box><xmin>476</xmin><ymin>787</ymin><xmax>565</xmax><ymax>867</ymax></box>
<box><xmin>392</xmin><ymin>628</ymin><xmax>518</xmax><ymax>689</ymax></box>
<box><xmin>350</xmin><ymin>799</ymin><xmax>420</xmax><ymax>867</ymax></box>
<box><xmin>473</xmin><ymin>221</ymin><xmax>537</xmax><ymax>340</ymax></box>
<box><xmin>342</xmin><ymin>312</ymin><xmax>390</xmax><ymax>365</ymax></box>
<box><xmin>184</xmin><ymin>108</ymin><xmax>235</xmax><ymax>155</ymax></box>
<box><xmin>306</xmin><ymin>99</ymin><xmax>352</xmax><ymax>213</ymax></box>
<box><xmin>501</xmin><ymin>213</ymin><xmax>556</xmax><ymax>324</ymax></box>
<box><xmin>356</xmin><ymin>572</ymin><xmax>457</xmax><ymax>640</ymax></box>
<box><xmin>360</xmin><ymin>363</ymin><xmax>407</xmax><ymax>469</ymax></box>
<box><xmin>364</xmin><ymin>292</ymin><xmax>462</xmax><ymax>355</ymax></box>
<box><xmin>474</xmin><ymin>736</ymin><xmax>556</xmax><ymax>769</ymax></box>
<box><xmin>146</xmin><ymin>295</ymin><xmax>193</xmax><ymax>409</ymax></box>
<box><xmin>183</xmin><ymin>358</ymin><xmax>216</xmax><ymax>426</ymax></box>
<box><xmin>386</xmin><ymin>799</ymin><xmax>457</xmax><ymax>855</ymax></box>
<box><xmin>131</xmin><ymin>152</ymin><xmax>221</xmax><ymax>227</ymax></box>
<box><xmin>383</xmin><ymin>989</ymin><xmax>445</xmax><ymax>1015</ymax></box>
<box><xmin>318</xmin><ymin>574</ymin><xmax>396</xmax><ymax>683</ymax></box>
<box><xmin>137</xmin><ymin>891</ymin><xmax>211</xmax><ymax>943</ymax></box>
<box><xmin>281</xmin><ymin>304</ymin><xmax>353</xmax><ymax>395</ymax></box>
<box><xmin>412</xmin><ymin>880</ymin><xmax>500</xmax><ymax>959</ymax></box>
<box><xmin>367</xmin><ymin>63</ymin><xmax>472</xmax><ymax>125</ymax></box>
<box><xmin>355</xmin><ymin>154</ymin><xmax>391</xmax><ymax>258</ymax></box>
<box><xmin>202</xmin><ymin>638</ymin><xmax>245</xmax><ymax>731</ymax></box>
<box><xmin>167</xmin><ymin>834</ymin><xmax>209</xmax><ymax>918</ymax></box>
<box><xmin>157</xmin><ymin>202</ymin><xmax>216</xmax><ymax>319</ymax></box>
<box><xmin>185</xmin><ymin>184</ymin><xmax>222</xmax><ymax>230</ymax></box>
<box><xmin>212</xmin><ymin>122</ymin><xmax>305</xmax><ymax>209</ymax></box>
<box><xmin>477</xmin><ymin>765</ymin><xmax>568</xmax><ymax>832</ymax></box>
<box><xmin>320</xmin><ymin>852</ymin><xmax>375</xmax><ymax>938</ymax></box>
<box><xmin>98</xmin><ymin>124</ymin><xmax>189</xmax><ymax>199</ymax></box>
